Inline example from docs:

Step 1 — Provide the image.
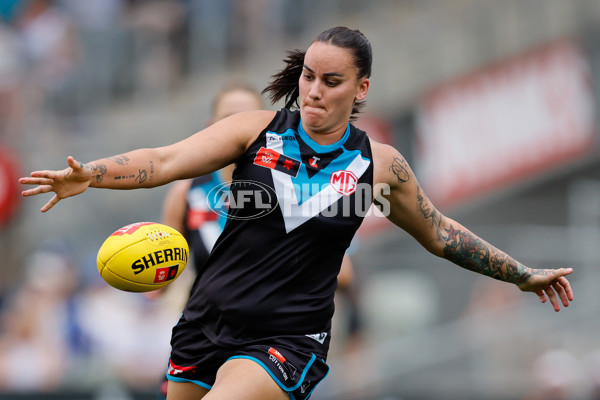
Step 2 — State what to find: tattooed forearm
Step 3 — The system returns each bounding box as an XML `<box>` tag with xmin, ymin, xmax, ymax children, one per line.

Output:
<box><xmin>85</xmin><ymin>163</ymin><xmax>107</xmax><ymax>183</ymax></box>
<box><xmin>109</xmin><ymin>155</ymin><xmax>130</xmax><ymax>166</ymax></box>
<box><xmin>135</xmin><ymin>169</ymin><xmax>147</xmax><ymax>184</ymax></box>
<box><xmin>442</xmin><ymin>224</ymin><xmax>530</xmax><ymax>283</ymax></box>
<box><xmin>107</xmin><ymin>160</ymin><xmax>152</xmax><ymax>185</ymax></box>
<box><xmin>114</xmin><ymin>174</ymin><xmax>135</xmax><ymax>181</ymax></box>
<box><xmin>417</xmin><ymin>185</ymin><xmax>443</xmax><ymax>239</ymax></box>
<box><xmin>390</xmin><ymin>157</ymin><xmax>410</xmax><ymax>183</ymax></box>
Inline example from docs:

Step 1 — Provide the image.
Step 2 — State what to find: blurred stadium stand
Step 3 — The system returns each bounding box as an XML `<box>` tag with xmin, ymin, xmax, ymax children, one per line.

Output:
<box><xmin>1</xmin><ymin>0</ymin><xmax>599</xmax><ymax>399</ymax></box>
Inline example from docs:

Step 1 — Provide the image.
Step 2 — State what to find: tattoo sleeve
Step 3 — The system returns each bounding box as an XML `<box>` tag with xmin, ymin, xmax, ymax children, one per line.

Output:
<box><xmin>399</xmin><ymin>153</ymin><xmax>531</xmax><ymax>284</ymax></box>
<box><xmin>441</xmin><ymin>224</ymin><xmax>531</xmax><ymax>284</ymax></box>
<box><xmin>417</xmin><ymin>185</ymin><xmax>443</xmax><ymax>240</ymax></box>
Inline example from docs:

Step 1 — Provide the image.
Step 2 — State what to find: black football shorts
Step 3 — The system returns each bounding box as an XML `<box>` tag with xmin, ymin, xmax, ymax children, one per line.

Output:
<box><xmin>166</xmin><ymin>315</ymin><xmax>330</xmax><ymax>400</ymax></box>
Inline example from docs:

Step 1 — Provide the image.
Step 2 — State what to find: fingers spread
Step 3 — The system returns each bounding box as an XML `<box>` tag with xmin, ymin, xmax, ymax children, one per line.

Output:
<box><xmin>558</xmin><ymin>276</ymin><xmax>574</xmax><ymax>301</ymax></box>
<box><xmin>22</xmin><ymin>185</ymin><xmax>54</xmax><ymax>197</ymax></box>
<box><xmin>536</xmin><ymin>290</ymin><xmax>547</xmax><ymax>304</ymax></box>
<box><xmin>20</xmin><ymin>177</ymin><xmax>54</xmax><ymax>186</ymax></box>
<box><xmin>31</xmin><ymin>171</ymin><xmax>69</xmax><ymax>182</ymax></box>
<box><xmin>544</xmin><ymin>286</ymin><xmax>560</xmax><ymax>312</ymax></box>
<box><xmin>551</xmin><ymin>281</ymin><xmax>569</xmax><ymax>308</ymax></box>
<box><xmin>41</xmin><ymin>195</ymin><xmax>60</xmax><ymax>213</ymax></box>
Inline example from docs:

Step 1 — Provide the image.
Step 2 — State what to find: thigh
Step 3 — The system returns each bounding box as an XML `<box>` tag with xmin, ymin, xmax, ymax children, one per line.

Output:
<box><xmin>166</xmin><ymin>380</ymin><xmax>210</xmax><ymax>400</ymax></box>
<box><xmin>204</xmin><ymin>358</ymin><xmax>288</xmax><ymax>400</ymax></box>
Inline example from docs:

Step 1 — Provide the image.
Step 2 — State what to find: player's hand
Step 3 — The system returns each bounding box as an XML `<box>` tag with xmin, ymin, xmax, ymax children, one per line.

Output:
<box><xmin>517</xmin><ymin>267</ymin><xmax>573</xmax><ymax>312</ymax></box>
<box><xmin>19</xmin><ymin>156</ymin><xmax>92</xmax><ymax>212</ymax></box>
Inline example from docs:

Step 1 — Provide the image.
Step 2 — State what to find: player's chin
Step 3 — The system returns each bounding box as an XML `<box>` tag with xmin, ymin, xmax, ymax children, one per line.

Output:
<box><xmin>301</xmin><ymin>116</ymin><xmax>329</xmax><ymax>135</ymax></box>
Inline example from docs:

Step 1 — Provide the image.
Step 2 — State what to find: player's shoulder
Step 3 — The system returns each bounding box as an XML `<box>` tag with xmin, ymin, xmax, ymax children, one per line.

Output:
<box><xmin>226</xmin><ymin>110</ymin><xmax>277</xmax><ymax>127</ymax></box>
<box><xmin>369</xmin><ymin>138</ymin><xmax>402</xmax><ymax>163</ymax></box>
<box><xmin>218</xmin><ymin>110</ymin><xmax>277</xmax><ymax>148</ymax></box>
<box><xmin>369</xmin><ymin>138</ymin><xmax>413</xmax><ymax>187</ymax></box>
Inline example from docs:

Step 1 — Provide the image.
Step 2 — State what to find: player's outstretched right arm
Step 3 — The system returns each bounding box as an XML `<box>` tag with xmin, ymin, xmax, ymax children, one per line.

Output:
<box><xmin>19</xmin><ymin>148</ymin><xmax>163</xmax><ymax>212</ymax></box>
<box><xmin>20</xmin><ymin>110</ymin><xmax>276</xmax><ymax>213</ymax></box>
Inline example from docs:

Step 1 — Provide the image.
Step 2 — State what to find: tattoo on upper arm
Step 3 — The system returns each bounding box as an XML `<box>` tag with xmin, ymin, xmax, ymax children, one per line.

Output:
<box><xmin>442</xmin><ymin>224</ymin><xmax>529</xmax><ymax>283</ymax></box>
<box><xmin>109</xmin><ymin>155</ymin><xmax>130</xmax><ymax>165</ymax></box>
<box><xmin>390</xmin><ymin>157</ymin><xmax>410</xmax><ymax>183</ymax></box>
<box><xmin>149</xmin><ymin>160</ymin><xmax>154</xmax><ymax>182</ymax></box>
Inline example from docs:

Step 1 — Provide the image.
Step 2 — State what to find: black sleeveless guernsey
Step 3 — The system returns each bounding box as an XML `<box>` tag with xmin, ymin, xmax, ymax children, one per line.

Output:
<box><xmin>182</xmin><ymin>109</ymin><xmax>374</xmax><ymax>347</ymax></box>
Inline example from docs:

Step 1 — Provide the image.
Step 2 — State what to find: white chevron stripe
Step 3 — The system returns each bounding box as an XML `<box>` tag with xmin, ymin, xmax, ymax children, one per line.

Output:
<box><xmin>266</xmin><ymin>132</ymin><xmax>370</xmax><ymax>233</ymax></box>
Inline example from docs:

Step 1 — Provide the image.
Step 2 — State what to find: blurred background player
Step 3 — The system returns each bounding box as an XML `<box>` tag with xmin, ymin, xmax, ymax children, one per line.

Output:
<box><xmin>161</xmin><ymin>81</ymin><xmax>264</xmax><ymax>278</ymax></box>
<box><xmin>154</xmin><ymin>81</ymin><xmax>264</xmax><ymax>397</ymax></box>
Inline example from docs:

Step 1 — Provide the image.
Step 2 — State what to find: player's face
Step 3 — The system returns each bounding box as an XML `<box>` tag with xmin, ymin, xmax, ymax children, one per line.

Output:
<box><xmin>299</xmin><ymin>41</ymin><xmax>369</xmax><ymax>143</ymax></box>
<box><xmin>212</xmin><ymin>89</ymin><xmax>263</xmax><ymax>122</ymax></box>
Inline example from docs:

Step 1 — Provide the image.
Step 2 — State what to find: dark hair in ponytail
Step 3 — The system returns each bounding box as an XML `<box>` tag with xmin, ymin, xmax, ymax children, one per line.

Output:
<box><xmin>263</xmin><ymin>27</ymin><xmax>372</xmax><ymax>121</ymax></box>
<box><xmin>262</xmin><ymin>49</ymin><xmax>305</xmax><ymax>110</ymax></box>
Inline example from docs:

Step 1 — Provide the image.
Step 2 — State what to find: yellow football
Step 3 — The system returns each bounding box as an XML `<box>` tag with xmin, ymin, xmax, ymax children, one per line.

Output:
<box><xmin>96</xmin><ymin>222</ymin><xmax>189</xmax><ymax>292</ymax></box>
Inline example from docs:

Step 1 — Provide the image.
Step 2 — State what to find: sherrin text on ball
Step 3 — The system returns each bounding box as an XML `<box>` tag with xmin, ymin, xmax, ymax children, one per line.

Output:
<box><xmin>96</xmin><ymin>222</ymin><xmax>189</xmax><ymax>292</ymax></box>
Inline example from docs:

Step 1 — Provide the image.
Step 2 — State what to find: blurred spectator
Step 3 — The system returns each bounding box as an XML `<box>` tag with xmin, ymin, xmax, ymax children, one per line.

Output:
<box><xmin>18</xmin><ymin>0</ymin><xmax>79</xmax><ymax>83</ymax></box>
<box><xmin>0</xmin><ymin>241</ymin><xmax>81</xmax><ymax>391</ymax></box>
<box><xmin>58</xmin><ymin>0</ymin><xmax>126</xmax><ymax>110</ymax></box>
<box><xmin>522</xmin><ymin>349</ymin><xmax>583</xmax><ymax>400</ymax></box>
<box><xmin>58</xmin><ymin>0</ymin><xmax>124</xmax><ymax>31</ymax></box>
<box><xmin>76</xmin><ymin>274</ymin><xmax>182</xmax><ymax>390</ymax></box>
<box><xmin>123</xmin><ymin>0</ymin><xmax>187</xmax><ymax>99</ymax></box>
<box><xmin>184</xmin><ymin>0</ymin><xmax>235</xmax><ymax>70</ymax></box>
<box><xmin>229</xmin><ymin>0</ymin><xmax>285</xmax><ymax>61</ymax></box>
<box><xmin>0</xmin><ymin>21</ymin><xmax>24</xmax><ymax>143</ymax></box>
<box><xmin>17</xmin><ymin>0</ymin><xmax>81</xmax><ymax>119</ymax></box>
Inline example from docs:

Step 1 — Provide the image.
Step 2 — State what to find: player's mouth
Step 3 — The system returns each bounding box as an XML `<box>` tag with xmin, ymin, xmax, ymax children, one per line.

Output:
<box><xmin>304</xmin><ymin>104</ymin><xmax>326</xmax><ymax>114</ymax></box>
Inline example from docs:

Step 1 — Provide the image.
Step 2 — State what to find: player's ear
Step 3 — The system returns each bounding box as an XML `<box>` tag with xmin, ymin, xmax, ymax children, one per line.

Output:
<box><xmin>355</xmin><ymin>78</ymin><xmax>369</xmax><ymax>102</ymax></box>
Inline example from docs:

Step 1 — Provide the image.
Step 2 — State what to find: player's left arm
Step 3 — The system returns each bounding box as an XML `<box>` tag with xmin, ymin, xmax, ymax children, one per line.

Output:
<box><xmin>370</xmin><ymin>140</ymin><xmax>573</xmax><ymax>312</ymax></box>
